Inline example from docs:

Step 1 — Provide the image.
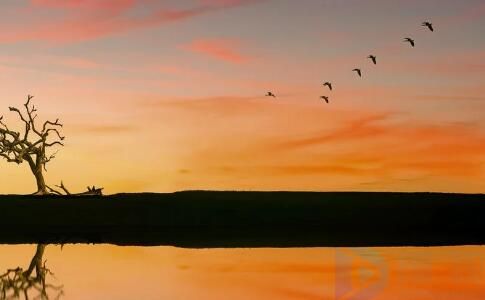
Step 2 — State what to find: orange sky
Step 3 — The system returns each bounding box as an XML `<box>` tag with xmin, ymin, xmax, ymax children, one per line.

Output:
<box><xmin>0</xmin><ymin>0</ymin><xmax>484</xmax><ymax>194</ymax></box>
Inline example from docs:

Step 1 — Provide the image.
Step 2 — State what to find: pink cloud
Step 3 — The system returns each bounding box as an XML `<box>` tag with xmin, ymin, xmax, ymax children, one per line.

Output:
<box><xmin>0</xmin><ymin>53</ymin><xmax>100</xmax><ymax>71</ymax></box>
<box><xmin>200</xmin><ymin>0</ymin><xmax>262</xmax><ymax>5</ymax></box>
<box><xmin>181</xmin><ymin>39</ymin><xmax>250</xmax><ymax>64</ymax></box>
<box><xmin>30</xmin><ymin>0</ymin><xmax>136</xmax><ymax>11</ymax></box>
<box><xmin>0</xmin><ymin>0</ymin><xmax>261</xmax><ymax>43</ymax></box>
<box><xmin>57</xmin><ymin>57</ymin><xmax>100</xmax><ymax>69</ymax></box>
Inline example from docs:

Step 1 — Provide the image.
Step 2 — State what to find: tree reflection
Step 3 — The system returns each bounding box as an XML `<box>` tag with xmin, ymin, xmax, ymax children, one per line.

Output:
<box><xmin>0</xmin><ymin>244</ymin><xmax>63</xmax><ymax>299</ymax></box>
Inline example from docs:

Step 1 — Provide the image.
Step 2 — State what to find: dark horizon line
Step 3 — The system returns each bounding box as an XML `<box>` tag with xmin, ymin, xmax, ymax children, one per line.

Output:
<box><xmin>1</xmin><ymin>190</ymin><xmax>484</xmax><ymax>197</ymax></box>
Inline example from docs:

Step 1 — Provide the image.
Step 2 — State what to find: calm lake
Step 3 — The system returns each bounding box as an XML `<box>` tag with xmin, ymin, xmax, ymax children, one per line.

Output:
<box><xmin>1</xmin><ymin>245</ymin><xmax>484</xmax><ymax>299</ymax></box>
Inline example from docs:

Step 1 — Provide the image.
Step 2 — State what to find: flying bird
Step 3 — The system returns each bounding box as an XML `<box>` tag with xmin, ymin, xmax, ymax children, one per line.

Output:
<box><xmin>422</xmin><ymin>21</ymin><xmax>434</xmax><ymax>32</ymax></box>
<box><xmin>368</xmin><ymin>55</ymin><xmax>377</xmax><ymax>65</ymax></box>
<box><xmin>266</xmin><ymin>91</ymin><xmax>276</xmax><ymax>98</ymax></box>
<box><xmin>320</xmin><ymin>96</ymin><xmax>329</xmax><ymax>103</ymax></box>
<box><xmin>323</xmin><ymin>82</ymin><xmax>333</xmax><ymax>91</ymax></box>
<box><xmin>352</xmin><ymin>68</ymin><xmax>362</xmax><ymax>77</ymax></box>
<box><xmin>404</xmin><ymin>37</ymin><xmax>415</xmax><ymax>47</ymax></box>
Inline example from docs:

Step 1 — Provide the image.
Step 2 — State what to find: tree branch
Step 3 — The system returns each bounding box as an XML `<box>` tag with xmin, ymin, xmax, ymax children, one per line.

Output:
<box><xmin>42</xmin><ymin>118</ymin><xmax>63</xmax><ymax>133</ymax></box>
<box><xmin>44</xmin><ymin>141</ymin><xmax>64</xmax><ymax>147</ymax></box>
<box><xmin>46</xmin><ymin>186</ymin><xmax>63</xmax><ymax>196</ymax></box>
<box><xmin>24</xmin><ymin>95</ymin><xmax>43</xmax><ymax>137</ymax></box>
<box><xmin>55</xmin><ymin>181</ymin><xmax>71</xmax><ymax>195</ymax></box>
<box><xmin>45</xmin><ymin>128</ymin><xmax>65</xmax><ymax>141</ymax></box>
<box><xmin>0</xmin><ymin>153</ymin><xmax>21</xmax><ymax>163</ymax></box>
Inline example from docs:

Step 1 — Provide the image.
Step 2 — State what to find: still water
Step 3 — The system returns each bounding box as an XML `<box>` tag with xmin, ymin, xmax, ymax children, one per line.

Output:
<box><xmin>0</xmin><ymin>244</ymin><xmax>484</xmax><ymax>299</ymax></box>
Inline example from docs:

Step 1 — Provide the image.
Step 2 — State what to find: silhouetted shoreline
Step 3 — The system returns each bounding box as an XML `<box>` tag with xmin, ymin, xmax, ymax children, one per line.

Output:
<box><xmin>1</xmin><ymin>191</ymin><xmax>485</xmax><ymax>248</ymax></box>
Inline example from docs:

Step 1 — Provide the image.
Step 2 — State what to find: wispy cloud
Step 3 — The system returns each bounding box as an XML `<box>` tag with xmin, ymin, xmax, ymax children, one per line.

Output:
<box><xmin>30</xmin><ymin>0</ymin><xmax>136</xmax><ymax>11</ymax></box>
<box><xmin>0</xmin><ymin>53</ymin><xmax>101</xmax><ymax>74</ymax></box>
<box><xmin>415</xmin><ymin>95</ymin><xmax>485</xmax><ymax>102</ymax></box>
<box><xmin>70</xmin><ymin>124</ymin><xmax>136</xmax><ymax>134</ymax></box>
<box><xmin>267</xmin><ymin>164</ymin><xmax>379</xmax><ymax>176</ymax></box>
<box><xmin>160</xmin><ymin>96</ymin><xmax>485</xmax><ymax>191</ymax></box>
<box><xmin>181</xmin><ymin>38</ymin><xmax>251</xmax><ymax>64</ymax></box>
<box><xmin>0</xmin><ymin>0</ymin><xmax>262</xmax><ymax>43</ymax></box>
<box><xmin>277</xmin><ymin>112</ymin><xmax>394</xmax><ymax>149</ymax></box>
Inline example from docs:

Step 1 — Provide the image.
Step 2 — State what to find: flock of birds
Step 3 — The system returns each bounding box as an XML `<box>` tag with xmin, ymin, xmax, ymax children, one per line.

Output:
<box><xmin>265</xmin><ymin>21</ymin><xmax>435</xmax><ymax>103</ymax></box>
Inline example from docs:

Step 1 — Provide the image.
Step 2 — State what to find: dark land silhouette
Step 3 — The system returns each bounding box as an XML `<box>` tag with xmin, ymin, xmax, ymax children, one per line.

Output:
<box><xmin>0</xmin><ymin>191</ymin><xmax>484</xmax><ymax>248</ymax></box>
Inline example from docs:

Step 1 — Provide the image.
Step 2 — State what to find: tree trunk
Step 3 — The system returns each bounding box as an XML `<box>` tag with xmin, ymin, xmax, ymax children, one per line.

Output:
<box><xmin>32</xmin><ymin>164</ymin><xmax>47</xmax><ymax>195</ymax></box>
<box><xmin>23</xmin><ymin>244</ymin><xmax>46</xmax><ymax>279</ymax></box>
<box><xmin>26</xmin><ymin>156</ymin><xmax>47</xmax><ymax>195</ymax></box>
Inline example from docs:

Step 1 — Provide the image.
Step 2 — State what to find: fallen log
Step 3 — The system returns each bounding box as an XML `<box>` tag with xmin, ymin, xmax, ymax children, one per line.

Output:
<box><xmin>46</xmin><ymin>181</ymin><xmax>104</xmax><ymax>196</ymax></box>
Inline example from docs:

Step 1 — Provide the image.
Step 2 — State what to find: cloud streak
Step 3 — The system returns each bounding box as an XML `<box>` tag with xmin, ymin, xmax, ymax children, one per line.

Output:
<box><xmin>181</xmin><ymin>38</ymin><xmax>251</xmax><ymax>64</ymax></box>
<box><xmin>70</xmin><ymin>124</ymin><xmax>136</xmax><ymax>134</ymax></box>
<box><xmin>0</xmin><ymin>0</ymin><xmax>262</xmax><ymax>43</ymax></box>
<box><xmin>277</xmin><ymin>112</ymin><xmax>394</xmax><ymax>149</ymax></box>
<box><xmin>159</xmin><ymin>95</ymin><xmax>485</xmax><ymax>191</ymax></box>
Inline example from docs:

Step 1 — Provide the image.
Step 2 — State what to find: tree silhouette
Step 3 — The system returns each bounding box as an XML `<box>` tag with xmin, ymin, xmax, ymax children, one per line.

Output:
<box><xmin>0</xmin><ymin>244</ymin><xmax>64</xmax><ymax>299</ymax></box>
<box><xmin>0</xmin><ymin>95</ymin><xmax>64</xmax><ymax>195</ymax></box>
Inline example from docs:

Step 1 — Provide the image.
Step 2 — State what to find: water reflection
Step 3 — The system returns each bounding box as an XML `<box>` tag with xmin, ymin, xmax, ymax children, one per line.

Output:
<box><xmin>0</xmin><ymin>245</ymin><xmax>484</xmax><ymax>299</ymax></box>
<box><xmin>0</xmin><ymin>244</ymin><xmax>63</xmax><ymax>300</ymax></box>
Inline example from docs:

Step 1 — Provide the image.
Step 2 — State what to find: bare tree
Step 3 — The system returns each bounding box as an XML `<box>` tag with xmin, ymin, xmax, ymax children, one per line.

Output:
<box><xmin>0</xmin><ymin>95</ymin><xmax>64</xmax><ymax>195</ymax></box>
<box><xmin>0</xmin><ymin>244</ymin><xmax>64</xmax><ymax>299</ymax></box>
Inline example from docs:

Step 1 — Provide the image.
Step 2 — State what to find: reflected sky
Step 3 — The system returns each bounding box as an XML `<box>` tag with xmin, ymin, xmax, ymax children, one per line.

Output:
<box><xmin>1</xmin><ymin>245</ymin><xmax>485</xmax><ymax>299</ymax></box>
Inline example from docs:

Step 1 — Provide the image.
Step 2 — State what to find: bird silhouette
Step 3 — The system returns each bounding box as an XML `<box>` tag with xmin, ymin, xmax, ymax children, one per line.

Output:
<box><xmin>266</xmin><ymin>91</ymin><xmax>276</xmax><ymax>98</ymax></box>
<box><xmin>422</xmin><ymin>21</ymin><xmax>434</xmax><ymax>32</ymax></box>
<box><xmin>404</xmin><ymin>37</ymin><xmax>415</xmax><ymax>47</ymax></box>
<box><xmin>368</xmin><ymin>55</ymin><xmax>377</xmax><ymax>65</ymax></box>
<box><xmin>323</xmin><ymin>82</ymin><xmax>333</xmax><ymax>91</ymax></box>
<box><xmin>352</xmin><ymin>68</ymin><xmax>362</xmax><ymax>77</ymax></box>
<box><xmin>320</xmin><ymin>96</ymin><xmax>329</xmax><ymax>103</ymax></box>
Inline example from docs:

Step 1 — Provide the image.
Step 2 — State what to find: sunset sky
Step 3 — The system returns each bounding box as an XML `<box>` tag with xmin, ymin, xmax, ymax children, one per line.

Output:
<box><xmin>0</xmin><ymin>0</ymin><xmax>484</xmax><ymax>194</ymax></box>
